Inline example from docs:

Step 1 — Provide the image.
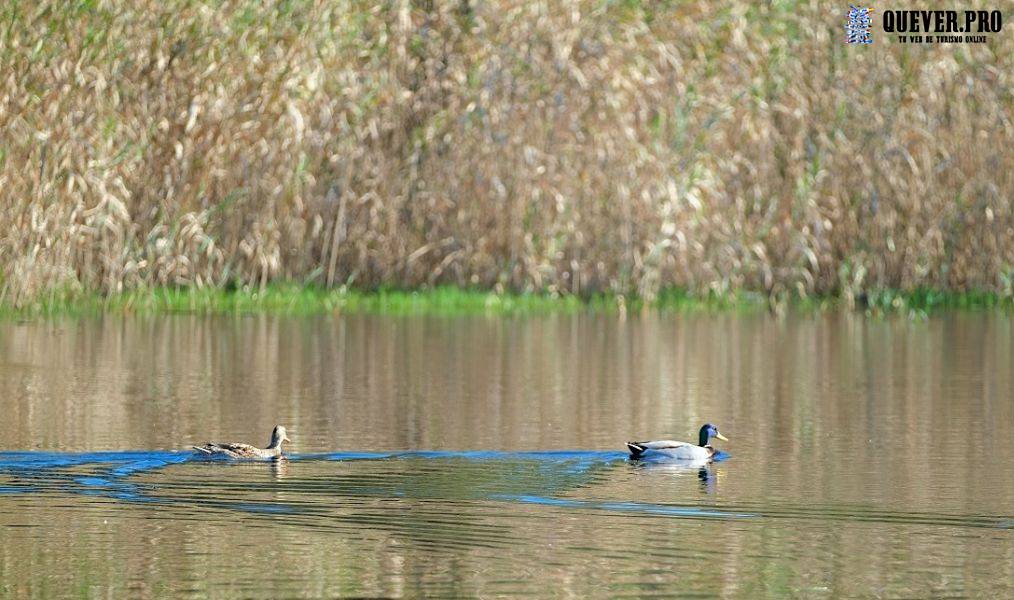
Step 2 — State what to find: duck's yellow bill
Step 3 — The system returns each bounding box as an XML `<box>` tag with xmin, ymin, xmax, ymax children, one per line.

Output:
<box><xmin>715</xmin><ymin>433</ymin><xmax>728</xmax><ymax>441</ymax></box>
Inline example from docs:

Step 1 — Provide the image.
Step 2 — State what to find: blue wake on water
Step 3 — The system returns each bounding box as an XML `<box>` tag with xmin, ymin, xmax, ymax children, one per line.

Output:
<box><xmin>493</xmin><ymin>494</ymin><xmax>754</xmax><ymax>519</ymax></box>
<box><xmin>0</xmin><ymin>449</ymin><xmax>751</xmax><ymax>520</ymax></box>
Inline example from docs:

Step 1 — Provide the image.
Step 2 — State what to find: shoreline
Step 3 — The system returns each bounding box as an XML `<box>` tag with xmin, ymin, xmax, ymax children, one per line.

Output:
<box><xmin>1</xmin><ymin>286</ymin><xmax>1009</xmax><ymax>319</ymax></box>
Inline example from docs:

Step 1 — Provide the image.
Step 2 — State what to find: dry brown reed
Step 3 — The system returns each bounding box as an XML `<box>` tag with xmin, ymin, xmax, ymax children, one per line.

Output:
<box><xmin>1</xmin><ymin>1</ymin><xmax>1011</xmax><ymax>306</ymax></box>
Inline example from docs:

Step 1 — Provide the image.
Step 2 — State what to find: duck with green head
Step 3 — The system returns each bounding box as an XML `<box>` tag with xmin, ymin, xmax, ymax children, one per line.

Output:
<box><xmin>626</xmin><ymin>423</ymin><xmax>728</xmax><ymax>461</ymax></box>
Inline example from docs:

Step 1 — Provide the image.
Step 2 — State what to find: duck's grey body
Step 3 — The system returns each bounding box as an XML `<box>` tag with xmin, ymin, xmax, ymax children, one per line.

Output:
<box><xmin>626</xmin><ymin>440</ymin><xmax>715</xmax><ymax>461</ymax></box>
<box><xmin>193</xmin><ymin>425</ymin><xmax>290</xmax><ymax>459</ymax></box>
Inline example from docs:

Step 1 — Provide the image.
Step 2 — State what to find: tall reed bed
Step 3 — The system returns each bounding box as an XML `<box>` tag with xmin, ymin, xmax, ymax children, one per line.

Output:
<box><xmin>1</xmin><ymin>1</ymin><xmax>1011</xmax><ymax>307</ymax></box>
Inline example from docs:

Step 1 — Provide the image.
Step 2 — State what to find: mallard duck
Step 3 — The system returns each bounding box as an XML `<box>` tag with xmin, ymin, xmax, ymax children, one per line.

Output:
<box><xmin>627</xmin><ymin>423</ymin><xmax>728</xmax><ymax>460</ymax></box>
<box><xmin>192</xmin><ymin>425</ymin><xmax>291</xmax><ymax>459</ymax></box>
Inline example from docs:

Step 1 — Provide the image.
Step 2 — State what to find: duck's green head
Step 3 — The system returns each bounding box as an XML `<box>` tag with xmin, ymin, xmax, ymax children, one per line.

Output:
<box><xmin>699</xmin><ymin>423</ymin><xmax>728</xmax><ymax>447</ymax></box>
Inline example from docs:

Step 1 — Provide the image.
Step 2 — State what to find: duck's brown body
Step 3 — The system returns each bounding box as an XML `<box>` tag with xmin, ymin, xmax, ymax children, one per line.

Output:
<box><xmin>193</xmin><ymin>425</ymin><xmax>290</xmax><ymax>459</ymax></box>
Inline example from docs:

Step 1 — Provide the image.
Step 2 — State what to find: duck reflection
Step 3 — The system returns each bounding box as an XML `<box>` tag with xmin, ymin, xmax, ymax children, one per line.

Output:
<box><xmin>628</xmin><ymin>458</ymin><xmax>718</xmax><ymax>493</ymax></box>
<box><xmin>271</xmin><ymin>456</ymin><xmax>290</xmax><ymax>479</ymax></box>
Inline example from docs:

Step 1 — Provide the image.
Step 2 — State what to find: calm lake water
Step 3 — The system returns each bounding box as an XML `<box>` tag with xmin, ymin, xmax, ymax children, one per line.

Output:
<box><xmin>0</xmin><ymin>312</ymin><xmax>1011</xmax><ymax>598</ymax></box>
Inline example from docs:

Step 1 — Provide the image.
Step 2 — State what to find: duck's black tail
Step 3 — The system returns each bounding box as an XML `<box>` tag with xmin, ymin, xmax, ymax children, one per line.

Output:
<box><xmin>626</xmin><ymin>442</ymin><xmax>647</xmax><ymax>457</ymax></box>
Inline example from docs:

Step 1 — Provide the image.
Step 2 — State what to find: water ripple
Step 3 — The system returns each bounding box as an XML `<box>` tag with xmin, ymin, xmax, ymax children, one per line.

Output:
<box><xmin>0</xmin><ymin>450</ymin><xmax>1008</xmax><ymax>532</ymax></box>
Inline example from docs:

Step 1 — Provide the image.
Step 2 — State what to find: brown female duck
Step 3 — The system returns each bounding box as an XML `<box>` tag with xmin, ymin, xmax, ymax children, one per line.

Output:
<box><xmin>193</xmin><ymin>425</ymin><xmax>291</xmax><ymax>459</ymax></box>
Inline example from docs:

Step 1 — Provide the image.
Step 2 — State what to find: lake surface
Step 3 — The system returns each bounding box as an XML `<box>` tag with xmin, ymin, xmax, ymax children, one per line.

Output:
<box><xmin>0</xmin><ymin>312</ymin><xmax>1011</xmax><ymax>598</ymax></box>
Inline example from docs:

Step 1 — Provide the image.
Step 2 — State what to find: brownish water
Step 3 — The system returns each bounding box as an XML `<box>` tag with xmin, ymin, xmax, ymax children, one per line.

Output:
<box><xmin>0</xmin><ymin>313</ymin><xmax>1011</xmax><ymax>598</ymax></box>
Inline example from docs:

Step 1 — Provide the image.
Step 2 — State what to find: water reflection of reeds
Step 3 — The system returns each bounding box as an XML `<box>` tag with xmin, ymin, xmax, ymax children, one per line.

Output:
<box><xmin>0</xmin><ymin>313</ymin><xmax>1010</xmax><ymax>597</ymax></box>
